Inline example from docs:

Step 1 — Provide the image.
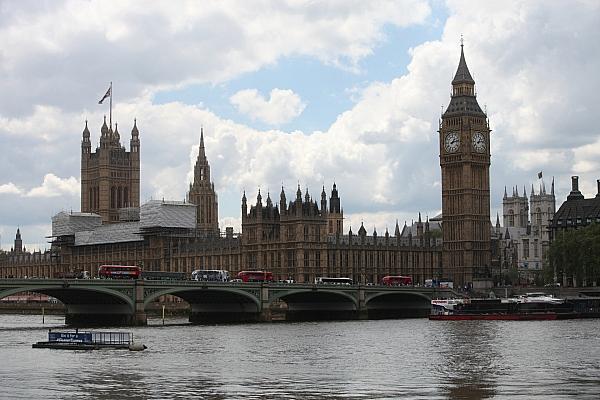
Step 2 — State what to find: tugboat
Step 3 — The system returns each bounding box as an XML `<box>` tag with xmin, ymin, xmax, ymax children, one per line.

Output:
<box><xmin>33</xmin><ymin>329</ymin><xmax>146</xmax><ymax>350</ymax></box>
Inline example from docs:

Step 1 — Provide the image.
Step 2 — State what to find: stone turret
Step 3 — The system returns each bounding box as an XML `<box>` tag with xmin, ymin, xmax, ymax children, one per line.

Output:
<box><xmin>80</xmin><ymin>117</ymin><xmax>140</xmax><ymax>223</ymax></box>
<box><xmin>14</xmin><ymin>228</ymin><xmax>22</xmax><ymax>254</ymax></box>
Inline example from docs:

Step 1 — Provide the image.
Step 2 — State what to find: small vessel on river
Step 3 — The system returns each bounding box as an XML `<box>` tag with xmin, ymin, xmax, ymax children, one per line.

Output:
<box><xmin>430</xmin><ymin>293</ymin><xmax>600</xmax><ymax>321</ymax></box>
<box><xmin>33</xmin><ymin>329</ymin><xmax>145</xmax><ymax>350</ymax></box>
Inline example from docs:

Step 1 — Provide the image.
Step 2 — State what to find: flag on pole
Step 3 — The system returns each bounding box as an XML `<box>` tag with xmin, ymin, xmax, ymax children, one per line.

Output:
<box><xmin>98</xmin><ymin>86</ymin><xmax>111</xmax><ymax>104</ymax></box>
<box><xmin>537</xmin><ymin>171</ymin><xmax>543</xmax><ymax>179</ymax></box>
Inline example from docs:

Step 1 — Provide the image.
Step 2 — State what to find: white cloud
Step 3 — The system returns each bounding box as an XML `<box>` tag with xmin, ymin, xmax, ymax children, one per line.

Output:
<box><xmin>0</xmin><ymin>0</ymin><xmax>431</xmax><ymax>115</ymax></box>
<box><xmin>2</xmin><ymin>1</ymin><xmax>600</xmax><ymax>246</ymax></box>
<box><xmin>0</xmin><ymin>174</ymin><xmax>79</xmax><ymax>198</ymax></box>
<box><xmin>220</xmin><ymin>216</ymin><xmax>241</xmax><ymax>233</ymax></box>
<box><xmin>230</xmin><ymin>88</ymin><xmax>306</xmax><ymax>125</ymax></box>
<box><xmin>0</xmin><ymin>183</ymin><xmax>22</xmax><ymax>195</ymax></box>
<box><xmin>26</xmin><ymin>174</ymin><xmax>79</xmax><ymax>198</ymax></box>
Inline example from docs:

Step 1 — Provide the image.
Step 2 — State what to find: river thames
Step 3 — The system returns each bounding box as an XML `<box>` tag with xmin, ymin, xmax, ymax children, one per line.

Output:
<box><xmin>1</xmin><ymin>314</ymin><xmax>599</xmax><ymax>399</ymax></box>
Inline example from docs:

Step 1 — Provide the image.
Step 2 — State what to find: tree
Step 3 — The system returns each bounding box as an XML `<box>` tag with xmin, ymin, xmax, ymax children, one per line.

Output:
<box><xmin>547</xmin><ymin>223</ymin><xmax>600</xmax><ymax>286</ymax></box>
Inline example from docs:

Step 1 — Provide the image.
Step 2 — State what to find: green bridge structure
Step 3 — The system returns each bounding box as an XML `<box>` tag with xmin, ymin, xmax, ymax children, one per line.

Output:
<box><xmin>0</xmin><ymin>279</ymin><xmax>459</xmax><ymax>326</ymax></box>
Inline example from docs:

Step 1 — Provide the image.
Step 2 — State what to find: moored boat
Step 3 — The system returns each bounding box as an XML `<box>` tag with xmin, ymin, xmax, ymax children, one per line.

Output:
<box><xmin>429</xmin><ymin>294</ymin><xmax>600</xmax><ymax>321</ymax></box>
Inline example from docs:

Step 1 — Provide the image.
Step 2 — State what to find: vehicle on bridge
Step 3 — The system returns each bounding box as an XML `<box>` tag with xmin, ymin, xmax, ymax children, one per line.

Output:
<box><xmin>381</xmin><ymin>276</ymin><xmax>413</xmax><ymax>286</ymax></box>
<box><xmin>439</xmin><ymin>280</ymin><xmax>454</xmax><ymax>289</ymax></box>
<box><xmin>57</xmin><ymin>271</ymin><xmax>90</xmax><ymax>279</ymax></box>
<box><xmin>191</xmin><ymin>269</ymin><xmax>230</xmax><ymax>282</ymax></box>
<box><xmin>315</xmin><ymin>277</ymin><xmax>353</xmax><ymax>285</ymax></box>
<box><xmin>237</xmin><ymin>271</ymin><xmax>273</xmax><ymax>283</ymax></box>
<box><xmin>425</xmin><ymin>279</ymin><xmax>453</xmax><ymax>288</ymax></box>
<box><xmin>141</xmin><ymin>271</ymin><xmax>186</xmax><ymax>281</ymax></box>
<box><xmin>98</xmin><ymin>265</ymin><xmax>141</xmax><ymax>279</ymax></box>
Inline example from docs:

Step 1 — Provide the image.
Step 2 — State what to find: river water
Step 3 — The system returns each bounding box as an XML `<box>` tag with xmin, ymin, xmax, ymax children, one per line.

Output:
<box><xmin>1</xmin><ymin>314</ymin><xmax>599</xmax><ymax>399</ymax></box>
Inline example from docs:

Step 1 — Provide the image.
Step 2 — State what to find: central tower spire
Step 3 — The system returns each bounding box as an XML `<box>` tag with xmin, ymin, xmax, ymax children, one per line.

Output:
<box><xmin>187</xmin><ymin>127</ymin><xmax>219</xmax><ymax>236</ymax></box>
<box><xmin>198</xmin><ymin>127</ymin><xmax>206</xmax><ymax>160</ymax></box>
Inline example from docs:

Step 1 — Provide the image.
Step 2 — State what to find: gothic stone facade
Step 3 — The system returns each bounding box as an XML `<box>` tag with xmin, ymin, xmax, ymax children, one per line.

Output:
<box><xmin>0</xmin><ymin>229</ymin><xmax>54</xmax><ymax>278</ymax></box>
<box><xmin>241</xmin><ymin>186</ymin><xmax>441</xmax><ymax>284</ymax></box>
<box><xmin>439</xmin><ymin>45</ymin><xmax>492</xmax><ymax>286</ymax></box>
<box><xmin>493</xmin><ymin>182</ymin><xmax>556</xmax><ymax>283</ymax></box>
<box><xmin>81</xmin><ymin>117</ymin><xmax>140</xmax><ymax>223</ymax></box>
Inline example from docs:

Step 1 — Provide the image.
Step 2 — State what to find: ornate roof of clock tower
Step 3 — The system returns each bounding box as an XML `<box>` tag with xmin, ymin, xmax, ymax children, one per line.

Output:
<box><xmin>443</xmin><ymin>45</ymin><xmax>486</xmax><ymax>118</ymax></box>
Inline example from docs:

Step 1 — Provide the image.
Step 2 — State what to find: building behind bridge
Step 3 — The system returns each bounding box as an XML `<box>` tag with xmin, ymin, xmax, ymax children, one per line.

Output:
<box><xmin>0</xmin><ymin>228</ymin><xmax>53</xmax><ymax>278</ymax></box>
<box><xmin>0</xmin><ymin>122</ymin><xmax>441</xmax><ymax>283</ymax></box>
<box><xmin>4</xmin><ymin>46</ymin><xmax>522</xmax><ymax>285</ymax></box>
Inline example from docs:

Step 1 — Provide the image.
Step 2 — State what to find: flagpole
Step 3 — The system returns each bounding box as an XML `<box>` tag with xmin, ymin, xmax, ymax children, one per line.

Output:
<box><xmin>109</xmin><ymin>81</ymin><xmax>113</xmax><ymax>130</ymax></box>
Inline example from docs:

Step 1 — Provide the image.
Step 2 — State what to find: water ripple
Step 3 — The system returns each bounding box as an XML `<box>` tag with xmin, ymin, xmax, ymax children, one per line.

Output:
<box><xmin>2</xmin><ymin>316</ymin><xmax>600</xmax><ymax>399</ymax></box>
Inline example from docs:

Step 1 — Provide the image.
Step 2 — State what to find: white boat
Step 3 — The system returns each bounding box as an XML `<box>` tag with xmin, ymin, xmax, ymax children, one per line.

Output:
<box><xmin>516</xmin><ymin>292</ymin><xmax>564</xmax><ymax>304</ymax></box>
<box><xmin>431</xmin><ymin>298</ymin><xmax>467</xmax><ymax>312</ymax></box>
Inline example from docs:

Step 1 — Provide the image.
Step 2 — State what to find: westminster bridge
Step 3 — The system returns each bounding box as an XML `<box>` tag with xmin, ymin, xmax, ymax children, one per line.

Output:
<box><xmin>0</xmin><ymin>279</ymin><xmax>458</xmax><ymax>326</ymax></box>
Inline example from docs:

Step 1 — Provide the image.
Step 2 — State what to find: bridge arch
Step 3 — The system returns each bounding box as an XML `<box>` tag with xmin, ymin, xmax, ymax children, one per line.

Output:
<box><xmin>0</xmin><ymin>283</ymin><xmax>137</xmax><ymax>325</ymax></box>
<box><xmin>365</xmin><ymin>290</ymin><xmax>432</xmax><ymax>305</ymax></box>
<box><xmin>268</xmin><ymin>288</ymin><xmax>359</xmax><ymax>308</ymax></box>
<box><xmin>365</xmin><ymin>290</ymin><xmax>432</xmax><ymax>319</ymax></box>
<box><xmin>143</xmin><ymin>287</ymin><xmax>261</xmax><ymax>309</ymax></box>
<box><xmin>269</xmin><ymin>287</ymin><xmax>359</xmax><ymax>321</ymax></box>
<box><xmin>144</xmin><ymin>285</ymin><xmax>263</xmax><ymax>323</ymax></box>
<box><xmin>0</xmin><ymin>285</ymin><xmax>134</xmax><ymax>311</ymax></box>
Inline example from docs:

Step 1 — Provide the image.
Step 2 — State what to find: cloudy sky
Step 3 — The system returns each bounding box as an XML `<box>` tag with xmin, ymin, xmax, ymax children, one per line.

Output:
<box><xmin>1</xmin><ymin>0</ymin><xmax>599</xmax><ymax>251</ymax></box>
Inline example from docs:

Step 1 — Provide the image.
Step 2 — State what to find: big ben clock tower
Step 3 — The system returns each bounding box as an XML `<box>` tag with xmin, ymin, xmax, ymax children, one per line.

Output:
<box><xmin>439</xmin><ymin>43</ymin><xmax>491</xmax><ymax>287</ymax></box>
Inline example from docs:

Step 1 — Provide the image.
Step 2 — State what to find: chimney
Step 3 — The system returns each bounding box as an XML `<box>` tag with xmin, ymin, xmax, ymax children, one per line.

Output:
<box><xmin>567</xmin><ymin>175</ymin><xmax>585</xmax><ymax>200</ymax></box>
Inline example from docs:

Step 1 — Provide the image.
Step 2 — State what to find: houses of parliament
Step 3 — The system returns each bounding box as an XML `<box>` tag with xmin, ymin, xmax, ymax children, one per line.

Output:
<box><xmin>1</xmin><ymin>46</ymin><xmax>495</xmax><ymax>287</ymax></box>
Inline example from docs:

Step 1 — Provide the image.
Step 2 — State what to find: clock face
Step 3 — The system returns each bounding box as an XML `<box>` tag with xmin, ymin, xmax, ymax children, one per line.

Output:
<box><xmin>472</xmin><ymin>132</ymin><xmax>486</xmax><ymax>152</ymax></box>
<box><xmin>444</xmin><ymin>132</ymin><xmax>460</xmax><ymax>153</ymax></box>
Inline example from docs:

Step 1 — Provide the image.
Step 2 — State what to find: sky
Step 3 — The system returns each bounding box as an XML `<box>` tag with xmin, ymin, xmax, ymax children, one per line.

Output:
<box><xmin>1</xmin><ymin>0</ymin><xmax>599</xmax><ymax>251</ymax></box>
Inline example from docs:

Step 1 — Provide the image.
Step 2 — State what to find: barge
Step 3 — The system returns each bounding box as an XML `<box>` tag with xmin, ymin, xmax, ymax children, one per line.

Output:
<box><xmin>430</xmin><ymin>293</ymin><xmax>600</xmax><ymax>321</ymax></box>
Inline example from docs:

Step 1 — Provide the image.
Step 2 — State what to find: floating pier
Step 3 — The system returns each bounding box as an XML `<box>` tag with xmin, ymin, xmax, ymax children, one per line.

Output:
<box><xmin>33</xmin><ymin>329</ymin><xmax>145</xmax><ymax>350</ymax></box>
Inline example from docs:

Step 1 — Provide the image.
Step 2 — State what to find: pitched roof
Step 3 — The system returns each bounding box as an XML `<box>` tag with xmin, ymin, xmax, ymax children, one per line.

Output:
<box><xmin>52</xmin><ymin>211</ymin><xmax>102</xmax><ymax>236</ymax></box>
<box><xmin>52</xmin><ymin>200</ymin><xmax>197</xmax><ymax>246</ymax></box>
<box><xmin>444</xmin><ymin>45</ymin><xmax>485</xmax><ymax>118</ymax></box>
<box><xmin>140</xmin><ymin>200</ymin><xmax>196</xmax><ymax>229</ymax></box>
<box><xmin>452</xmin><ymin>45</ymin><xmax>475</xmax><ymax>85</ymax></box>
<box><xmin>444</xmin><ymin>95</ymin><xmax>485</xmax><ymax>117</ymax></box>
<box><xmin>551</xmin><ymin>197</ymin><xmax>600</xmax><ymax>227</ymax></box>
<box><xmin>75</xmin><ymin>222</ymin><xmax>143</xmax><ymax>246</ymax></box>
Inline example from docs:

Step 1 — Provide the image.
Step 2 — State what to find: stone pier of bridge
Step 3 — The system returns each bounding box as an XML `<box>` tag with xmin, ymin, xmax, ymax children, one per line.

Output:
<box><xmin>133</xmin><ymin>280</ymin><xmax>147</xmax><ymax>326</ymax></box>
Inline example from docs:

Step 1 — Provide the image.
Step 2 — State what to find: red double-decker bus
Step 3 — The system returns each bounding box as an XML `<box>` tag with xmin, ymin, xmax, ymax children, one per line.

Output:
<box><xmin>237</xmin><ymin>271</ymin><xmax>273</xmax><ymax>283</ymax></box>
<box><xmin>381</xmin><ymin>275</ymin><xmax>413</xmax><ymax>286</ymax></box>
<box><xmin>97</xmin><ymin>265</ymin><xmax>142</xmax><ymax>279</ymax></box>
